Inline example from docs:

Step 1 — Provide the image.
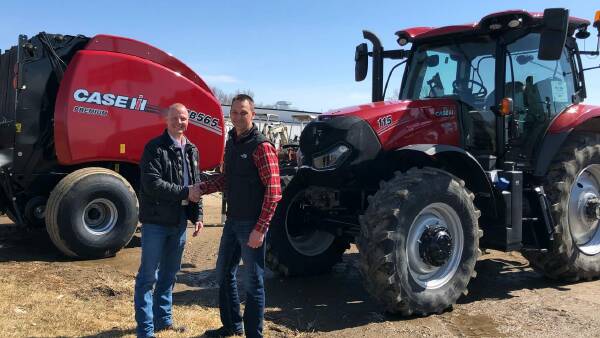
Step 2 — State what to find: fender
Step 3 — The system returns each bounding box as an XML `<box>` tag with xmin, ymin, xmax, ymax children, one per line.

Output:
<box><xmin>391</xmin><ymin>144</ymin><xmax>498</xmax><ymax>218</ymax></box>
<box><xmin>534</xmin><ymin>104</ymin><xmax>600</xmax><ymax>176</ymax></box>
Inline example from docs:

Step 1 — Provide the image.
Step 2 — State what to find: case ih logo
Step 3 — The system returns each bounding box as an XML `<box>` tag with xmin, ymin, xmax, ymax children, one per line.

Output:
<box><xmin>73</xmin><ymin>89</ymin><xmax>148</xmax><ymax>111</ymax></box>
<box><xmin>433</xmin><ymin>107</ymin><xmax>456</xmax><ymax>118</ymax></box>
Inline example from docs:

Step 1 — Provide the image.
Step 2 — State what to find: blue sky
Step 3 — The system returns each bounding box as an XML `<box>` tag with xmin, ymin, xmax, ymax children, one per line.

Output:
<box><xmin>1</xmin><ymin>1</ymin><xmax>599</xmax><ymax>112</ymax></box>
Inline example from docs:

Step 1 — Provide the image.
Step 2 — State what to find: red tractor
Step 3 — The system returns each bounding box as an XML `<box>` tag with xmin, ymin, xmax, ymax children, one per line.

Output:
<box><xmin>0</xmin><ymin>33</ymin><xmax>224</xmax><ymax>258</ymax></box>
<box><xmin>266</xmin><ymin>8</ymin><xmax>600</xmax><ymax>315</ymax></box>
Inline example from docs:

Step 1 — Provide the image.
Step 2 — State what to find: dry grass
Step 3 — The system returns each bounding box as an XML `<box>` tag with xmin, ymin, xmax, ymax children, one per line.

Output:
<box><xmin>0</xmin><ymin>262</ymin><xmax>223</xmax><ymax>337</ymax></box>
<box><xmin>0</xmin><ymin>194</ymin><xmax>296</xmax><ymax>338</ymax></box>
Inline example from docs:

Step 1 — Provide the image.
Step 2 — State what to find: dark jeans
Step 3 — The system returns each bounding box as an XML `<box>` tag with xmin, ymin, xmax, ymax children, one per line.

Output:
<box><xmin>134</xmin><ymin>214</ymin><xmax>187</xmax><ymax>338</ymax></box>
<box><xmin>216</xmin><ymin>219</ymin><xmax>266</xmax><ymax>338</ymax></box>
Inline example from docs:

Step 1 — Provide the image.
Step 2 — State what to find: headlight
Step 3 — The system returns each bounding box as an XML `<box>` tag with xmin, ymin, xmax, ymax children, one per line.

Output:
<box><xmin>312</xmin><ymin>144</ymin><xmax>351</xmax><ymax>170</ymax></box>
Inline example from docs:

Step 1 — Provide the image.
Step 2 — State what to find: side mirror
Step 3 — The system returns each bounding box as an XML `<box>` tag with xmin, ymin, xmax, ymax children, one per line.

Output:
<box><xmin>538</xmin><ymin>8</ymin><xmax>569</xmax><ymax>61</ymax></box>
<box><xmin>426</xmin><ymin>54</ymin><xmax>439</xmax><ymax>67</ymax></box>
<box><xmin>355</xmin><ymin>43</ymin><xmax>368</xmax><ymax>81</ymax></box>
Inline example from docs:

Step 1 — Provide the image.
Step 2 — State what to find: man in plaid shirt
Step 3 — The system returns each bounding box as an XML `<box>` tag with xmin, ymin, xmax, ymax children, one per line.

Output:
<box><xmin>202</xmin><ymin>94</ymin><xmax>281</xmax><ymax>338</ymax></box>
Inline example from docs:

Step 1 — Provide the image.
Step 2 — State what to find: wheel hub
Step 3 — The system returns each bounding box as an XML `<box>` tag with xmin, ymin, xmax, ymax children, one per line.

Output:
<box><xmin>419</xmin><ymin>226</ymin><xmax>453</xmax><ymax>267</ymax></box>
<box><xmin>584</xmin><ymin>196</ymin><xmax>600</xmax><ymax>221</ymax></box>
<box><xmin>82</xmin><ymin>198</ymin><xmax>118</xmax><ymax>235</ymax></box>
<box><xmin>406</xmin><ymin>203</ymin><xmax>464</xmax><ymax>289</ymax></box>
<box><xmin>568</xmin><ymin>164</ymin><xmax>600</xmax><ymax>255</ymax></box>
<box><xmin>33</xmin><ymin>205</ymin><xmax>45</xmax><ymax>220</ymax></box>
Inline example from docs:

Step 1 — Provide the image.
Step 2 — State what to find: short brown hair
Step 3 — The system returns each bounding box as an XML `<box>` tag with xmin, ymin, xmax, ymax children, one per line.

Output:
<box><xmin>231</xmin><ymin>94</ymin><xmax>254</xmax><ymax>109</ymax></box>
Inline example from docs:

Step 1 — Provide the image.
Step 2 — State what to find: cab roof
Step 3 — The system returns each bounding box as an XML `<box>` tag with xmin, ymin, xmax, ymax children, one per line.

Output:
<box><xmin>395</xmin><ymin>10</ymin><xmax>590</xmax><ymax>45</ymax></box>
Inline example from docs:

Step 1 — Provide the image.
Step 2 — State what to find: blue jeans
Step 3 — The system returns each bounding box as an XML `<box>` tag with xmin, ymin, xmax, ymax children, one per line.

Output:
<box><xmin>216</xmin><ymin>219</ymin><xmax>266</xmax><ymax>338</ymax></box>
<box><xmin>134</xmin><ymin>215</ymin><xmax>187</xmax><ymax>338</ymax></box>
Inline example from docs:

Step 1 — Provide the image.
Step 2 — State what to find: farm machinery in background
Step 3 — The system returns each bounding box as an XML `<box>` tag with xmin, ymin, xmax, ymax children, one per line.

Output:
<box><xmin>0</xmin><ymin>33</ymin><xmax>224</xmax><ymax>258</ymax></box>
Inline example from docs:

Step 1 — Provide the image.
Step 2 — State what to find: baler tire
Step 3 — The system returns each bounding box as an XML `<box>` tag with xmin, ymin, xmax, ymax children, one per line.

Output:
<box><xmin>24</xmin><ymin>196</ymin><xmax>47</xmax><ymax>228</ymax></box>
<box><xmin>357</xmin><ymin>167</ymin><xmax>481</xmax><ymax>316</ymax></box>
<box><xmin>45</xmin><ymin>167</ymin><xmax>138</xmax><ymax>258</ymax></box>
<box><xmin>266</xmin><ymin>180</ymin><xmax>349</xmax><ymax>277</ymax></box>
<box><xmin>523</xmin><ymin>133</ymin><xmax>600</xmax><ymax>281</ymax></box>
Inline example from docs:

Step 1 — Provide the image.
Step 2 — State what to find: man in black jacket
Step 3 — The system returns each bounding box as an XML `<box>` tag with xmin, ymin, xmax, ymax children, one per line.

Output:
<box><xmin>134</xmin><ymin>103</ymin><xmax>203</xmax><ymax>338</ymax></box>
<box><xmin>202</xmin><ymin>95</ymin><xmax>281</xmax><ymax>338</ymax></box>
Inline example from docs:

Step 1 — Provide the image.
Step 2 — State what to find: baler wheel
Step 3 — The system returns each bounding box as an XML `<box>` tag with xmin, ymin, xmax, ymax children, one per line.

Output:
<box><xmin>45</xmin><ymin>167</ymin><xmax>138</xmax><ymax>258</ymax></box>
<box><xmin>24</xmin><ymin>196</ymin><xmax>47</xmax><ymax>228</ymax></box>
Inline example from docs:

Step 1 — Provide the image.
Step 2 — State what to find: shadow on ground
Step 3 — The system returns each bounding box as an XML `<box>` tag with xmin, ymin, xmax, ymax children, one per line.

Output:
<box><xmin>78</xmin><ymin>327</ymin><xmax>136</xmax><ymax>338</ymax></box>
<box><xmin>0</xmin><ymin>223</ymin><xmax>67</xmax><ymax>262</ymax></box>
<box><xmin>0</xmin><ymin>222</ymin><xmax>142</xmax><ymax>263</ymax></box>
<box><xmin>0</xmin><ymin>221</ymin><xmax>576</xmax><ymax>334</ymax></box>
<box><xmin>174</xmin><ymin>251</ymin><xmax>574</xmax><ymax>334</ymax></box>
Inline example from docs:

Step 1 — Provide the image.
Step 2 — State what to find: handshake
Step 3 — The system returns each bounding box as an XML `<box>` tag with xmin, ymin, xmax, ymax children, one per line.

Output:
<box><xmin>187</xmin><ymin>183</ymin><xmax>203</xmax><ymax>203</ymax></box>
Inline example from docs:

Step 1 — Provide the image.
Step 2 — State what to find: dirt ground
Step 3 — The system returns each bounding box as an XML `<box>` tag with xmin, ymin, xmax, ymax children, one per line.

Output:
<box><xmin>1</xmin><ymin>193</ymin><xmax>600</xmax><ymax>337</ymax></box>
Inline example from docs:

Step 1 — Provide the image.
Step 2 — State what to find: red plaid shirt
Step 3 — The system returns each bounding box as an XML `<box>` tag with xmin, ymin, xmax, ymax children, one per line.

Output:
<box><xmin>200</xmin><ymin>142</ymin><xmax>282</xmax><ymax>233</ymax></box>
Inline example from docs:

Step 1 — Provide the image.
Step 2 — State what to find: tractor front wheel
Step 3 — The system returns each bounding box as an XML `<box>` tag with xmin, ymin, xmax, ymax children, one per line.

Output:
<box><xmin>357</xmin><ymin>167</ymin><xmax>481</xmax><ymax>315</ymax></box>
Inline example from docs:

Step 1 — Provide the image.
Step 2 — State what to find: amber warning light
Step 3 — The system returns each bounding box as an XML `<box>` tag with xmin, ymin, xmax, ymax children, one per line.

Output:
<box><xmin>500</xmin><ymin>97</ymin><xmax>513</xmax><ymax>116</ymax></box>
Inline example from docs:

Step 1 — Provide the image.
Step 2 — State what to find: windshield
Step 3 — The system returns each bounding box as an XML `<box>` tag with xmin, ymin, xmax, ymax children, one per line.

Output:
<box><xmin>505</xmin><ymin>32</ymin><xmax>576</xmax><ymax>158</ymax></box>
<box><xmin>401</xmin><ymin>38</ymin><xmax>496</xmax><ymax>110</ymax></box>
<box><xmin>506</xmin><ymin>33</ymin><xmax>575</xmax><ymax>119</ymax></box>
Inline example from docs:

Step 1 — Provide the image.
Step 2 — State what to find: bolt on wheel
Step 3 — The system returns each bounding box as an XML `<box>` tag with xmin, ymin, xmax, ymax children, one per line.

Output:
<box><xmin>406</xmin><ymin>202</ymin><xmax>464</xmax><ymax>289</ymax></box>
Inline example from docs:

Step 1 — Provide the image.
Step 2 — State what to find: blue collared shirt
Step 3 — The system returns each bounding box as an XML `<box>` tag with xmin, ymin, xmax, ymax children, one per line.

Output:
<box><xmin>168</xmin><ymin>133</ymin><xmax>190</xmax><ymax>187</ymax></box>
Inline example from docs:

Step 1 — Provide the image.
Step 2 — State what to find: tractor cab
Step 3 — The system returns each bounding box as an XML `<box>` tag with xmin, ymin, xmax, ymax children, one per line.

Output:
<box><xmin>356</xmin><ymin>8</ymin><xmax>596</xmax><ymax>171</ymax></box>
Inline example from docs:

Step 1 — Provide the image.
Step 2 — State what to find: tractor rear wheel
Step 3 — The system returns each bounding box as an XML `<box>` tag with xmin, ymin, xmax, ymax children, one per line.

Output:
<box><xmin>266</xmin><ymin>180</ymin><xmax>349</xmax><ymax>276</ymax></box>
<box><xmin>523</xmin><ymin>133</ymin><xmax>600</xmax><ymax>280</ymax></box>
<box><xmin>357</xmin><ymin>167</ymin><xmax>481</xmax><ymax>315</ymax></box>
<box><xmin>45</xmin><ymin>167</ymin><xmax>138</xmax><ymax>258</ymax></box>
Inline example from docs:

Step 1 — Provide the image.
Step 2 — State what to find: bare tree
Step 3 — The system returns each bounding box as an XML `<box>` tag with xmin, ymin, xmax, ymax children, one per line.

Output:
<box><xmin>210</xmin><ymin>87</ymin><xmax>297</xmax><ymax>110</ymax></box>
<box><xmin>210</xmin><ymin>86</ymin><xmax>231</xmax><ymax>105</ymax></box>
<box><xmin>210</xmin><ymin>87</ymin><xmax>256</xmax><ymax>105</ymax></box>
<box><xmin>385</xmin><ymin>88</ymin><xmax>401</xmax><ymax>101</ymax></box>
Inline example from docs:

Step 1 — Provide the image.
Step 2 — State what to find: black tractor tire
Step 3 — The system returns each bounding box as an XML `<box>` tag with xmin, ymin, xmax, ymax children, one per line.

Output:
<box><xmin>523</xmin><ymin>133</ymin><xmax>600</xmax><ymax>281</ymax></box>
<box><xmin>24</xmin><ymin>196</ymin><xmax>47</xmax><ymax>228</ymax></box>
<box><xmin>45</xmin><ymin>167</ymin><xmax>138</xmax><ymax>259</ymax></box>
<box><xmin>357</xmin><ymin>167</ymin><xmax>481</xmax><ymax>316</ymax></box>
<box><xmin>266</xmin><ymin>180</ymin><xmax>350</xmax><ymax>276</ymax></box>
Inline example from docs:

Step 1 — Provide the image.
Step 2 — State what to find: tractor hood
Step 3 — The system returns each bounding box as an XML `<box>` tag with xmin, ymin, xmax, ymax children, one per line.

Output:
<box><xmin>298</xmin><ymin>98</ymin><xmax>461</xmax><ymax>176</ymax></box>
<box><xmin>325</xmin><ymin>100</ymin><xmax>412</xmax><ymax>119</ymax></box>
<box><xmin>320</xmin><ymin>98</ymin><xmax>461</xmax><ymax>151</ymax></box>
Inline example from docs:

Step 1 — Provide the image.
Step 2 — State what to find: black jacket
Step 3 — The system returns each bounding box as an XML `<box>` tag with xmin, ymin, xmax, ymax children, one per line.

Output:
<box><xmin>139</xmin><ymin>130</ymin><xmax>203</xmax><ymax>226</ymax></box>
<box><xmin>224</xmin><ymin>125</ymin><xmax>270</xmax><ymax>220</ymax></box>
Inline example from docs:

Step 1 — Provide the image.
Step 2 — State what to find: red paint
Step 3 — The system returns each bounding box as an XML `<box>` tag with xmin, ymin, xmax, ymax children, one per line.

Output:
<box><xmin>416</xmin><ymin>24</ymin><xmax>478</xmax><ymax>40</ymax></box>
<box><xmin>396</xmin><ymin>10</ymin><xmax>590</xmax><ymax>43</ymax></box>
<box><xmin>54</xmin><ymin>46</ymin><xmax>224</xmax><ymax>170</ymax></box>
<box><xmin>548</xmin><ymin>104</ymin><xmax>600</xmax><ymax>133</ymax></box>
<box><xmin>395</xmin><ymin>27</ymin><xmax>435</xmax><ymax>39</ymax></box>
<box><xmin>324</xmin><ymin>99</ymin><xmax>460</xmax><ymax>150</ymax></box>
<box><xmin>85</xmin><ymin>35</ymin><xmax>211</xmax><ymax>93</ymax></box>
